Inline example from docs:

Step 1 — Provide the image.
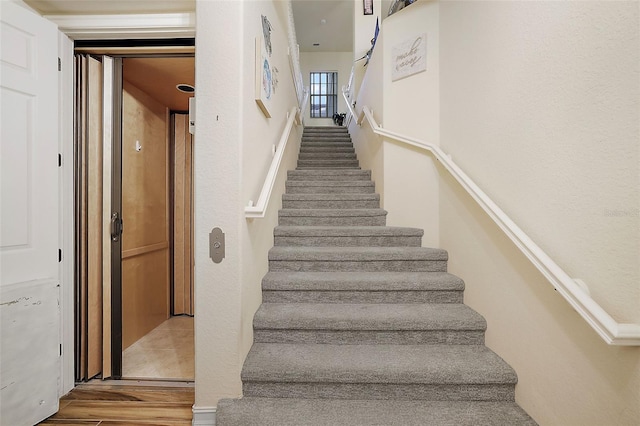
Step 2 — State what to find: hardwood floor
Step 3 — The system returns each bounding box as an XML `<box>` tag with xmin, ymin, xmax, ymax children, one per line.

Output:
<box><xmin>38</xmin><ymin>381</ymin><xmax>194</xmax><ymax>425</ymax></box>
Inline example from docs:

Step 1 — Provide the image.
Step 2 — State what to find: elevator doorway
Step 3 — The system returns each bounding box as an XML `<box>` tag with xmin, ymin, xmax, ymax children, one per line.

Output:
<box><xmin>75</xmin><ymin>51</ymin><xmax>195</xmax><ymax>382</ymax></box>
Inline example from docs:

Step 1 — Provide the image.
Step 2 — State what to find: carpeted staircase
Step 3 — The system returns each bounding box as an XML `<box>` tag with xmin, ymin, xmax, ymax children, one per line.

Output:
<box><xmin>216</xmin><ymin>126</ymin><xmax>536</xmax><ymax>425</ymax></box>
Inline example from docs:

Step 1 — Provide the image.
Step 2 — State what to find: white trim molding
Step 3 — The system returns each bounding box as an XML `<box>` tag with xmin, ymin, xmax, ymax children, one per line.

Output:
<box><xmin>46</xmin><ymin>12</ymin><xmax>195</xmax><ymax>40</ymax></box>
<box><xmin>355</xmin><ymin>101</ymin><xmax>640</xmax><ymax>346</ymax></box>
<box><xmin>192</xmin><ymin>405</ymin><xmax>216</xmax><ymax>426</ymax></box>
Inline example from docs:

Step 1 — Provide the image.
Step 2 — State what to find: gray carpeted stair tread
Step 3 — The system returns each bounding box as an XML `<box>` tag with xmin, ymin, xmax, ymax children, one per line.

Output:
<box><xmin>269</xmin><ymin>246</ymin><xmax>447</xmax><ymax>262</ymax></box>
<box><xmin>241</xmin><ymin>343</ymin><xmax>517</xmax><ymax>385</ymax></box>
<box><xmin>296</xmin><ymin>168</ymin><xmax>361</xmax><ymax>171</ymax></box>
<box><xmin>302</xmin><ymin>134</ymin><xmax>352</xmax><ymax>139</ymax></box>
<box><xmin>274</xmin><ymin>226</ymin><xmax>423</xmax><ymax>238</ymax></box>
<box><xmin>303</xmin><ymin>130</ymin><xmax>349</xmax><ymax>134</ymax></box>
<box><xmin>269</xmin><ymin>247</ymin><xmax>447</xmax><ymax>273</ymax></box>
<box><xmin>297</xmin><ymin>160</ymin><xmax>360</xmax><ymax>168</ymax></box>
<box><xmin>285</xmin><ymin>184</ymin><xmax>374</xmax><ymax>194</ymax></box>
<box><xmin>253</xmin><ymin>303</ymin><xmax>486</xmax><ymax>331</ymax></box>
<box><xmin>287</xmin><ymin>169</ymin><xmax>369</xmax><ymax>179</ymax></box>
<box><xmin>216</xmin><ymin>398</ymin><xmax>537</xmax><ymax>426</ymax></box>
<box><xmin>299</xmin><ymin>144</ymin><xmax>355</xmax><ymax>150</ymax></box>
<box><xmin>304</xmin><ymin>126</ymin><xmax>348</xmax><ymax>130</ymax></box>
<box><xmin>278</xmin><ymin>211</ymin><xmax>386</xmax><ymax>226</ymax></box>
<box><xmin>300</xmin><ymin>139</ymin><xmax>353</xmax><ymax>143</ymax></box>
<box><xmin>273</xmin><ymin>226</ymin><xmax>423</xmax><ymax>247</ymax></box>
<box><xmin>281</xmin><ymin>193</ymin><xmax>380</xmax><ymax>209</ymax></box>
<box><xmin>282</xmin><ymin>193</ymin><xmax>379</xmax><ymax>200</ymax></box>
<box><xmin>298</xmin><ymin>152</ymin><xmax>357</xmax><ymax>159</ymax></box>
<box><xmin>286</xmin><ymin>180</ymin><xmax>373</xmax><ymax>188</ymax></box>
<box><xmin>285</xmin><ymin>181</ymin><xmax>374</xmax><ymax>194</ymax></box>
<box><xmin>262</xmin><ymin>271</ymin><xmax>464</xmax><ymax>291</ymax></box>
<box><xmin>299</xmin><ymin>146</ymin><xmax>355</xmax><ymax>153</ymax></box>
<box><xmin>279</xmin><ymin>208</ymin><xmax>386</xmax><ymax>218</ymax></box>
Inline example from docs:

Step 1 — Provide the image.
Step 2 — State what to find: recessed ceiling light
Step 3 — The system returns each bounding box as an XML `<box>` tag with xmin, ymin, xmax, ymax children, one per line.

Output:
<box><xmin>320</xmin><ymin>19</ymin><xmax>327</xmax><ymax>25</ymax></box>
<box><xmin>176</xmin><ymin>83</ymin><xmax>195</xmax><ymax>93</ymax></box>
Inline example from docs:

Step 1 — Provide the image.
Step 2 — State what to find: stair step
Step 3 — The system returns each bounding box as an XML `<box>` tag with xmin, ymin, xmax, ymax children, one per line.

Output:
<box><xmin>268</xmin><ymin>246</ymin><xmax>447</xmax><ymax>272</ymax></box>
<box><xmin>304</xmin><ymin>126</ymin><xmax>348</xmax><ymax>132</ymax></box>
<box><xmin>300</xmin><ymin>142</ymin><xmax>354</xmax><ymax>148</ymax></box>
<box><xmin>241</xmin><ymin>343</ymin><xmax>517</xmax><ymax>400</ymax></box>
<box><xmin>297</xmin><ymin>166</ymin><xmax>361</xmax><ymax>170</ymax></box>
<box><xmin>262</xmin><ymin>271</ymin><xmax>464</xmax><ymax>304</ymax></box>
<box><xmin>216</xmin><ymin>398</ymin><xmax>536</xmax><ymax>426</ymax></box>
<box><xmin>298</xmin><ymin>152</ymin><xmax>357</xmax><ymax>160</ymax></box>
<box><xmin>286</xmin><ymin>180</ymin><xmax>374</xmax><ymax>194</ymax></box>
<box><xmin>299</xmin><ymin>146</ymin><xmax>355</xmax><ymax>153</ymax></box>
<box><xmin>278</xmin><ymin>208</ymin><xmax>387</xmax><ymax>226</ymax></box>
<box><xmin>297</xmin><ymin>160</ymin><xmax>360</xmax><ymax>168</ymax></box>
<box><xmin>282</xmin><ymin>194</ymin><xmax>380</xmax><ymax>209</ymax></box>
<box><xmin>274</xmin><ymin>226</ymin><xmax>423</xmax><ymax>247</ymax></box>
<box><xmin>253</xmin><ymin>303</ymin><xmax>486</xmax><ymax>345</ymax></box>
<box><xmin>302</xmin><ymin>135</ymin><xmax>352</xmax><ymax>141</ymax></box>
<box><xmin>287</xmin><ymin>169</ymin><xmax>370</xmax><ymax>181</ymax></box>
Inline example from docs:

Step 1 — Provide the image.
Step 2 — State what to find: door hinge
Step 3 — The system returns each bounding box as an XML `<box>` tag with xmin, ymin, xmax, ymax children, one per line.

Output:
<box><xmin>58</xmin><ymin>249</ymin><xmax>62</xmax><ymax>262</ymax></box>
<box><xmin>58</xmin><ymin>57</ymin><xmax>61</xmax><ymax>72</ymax></box>
<box><xmin>58</xmin><ymin>153</ymin><xmax>62</xmax><ymax>167</ymax></box>
<box><xmin>60</xmin><ymin>344</ymin><xmax>63</xmax><ymax>356</ymax></box>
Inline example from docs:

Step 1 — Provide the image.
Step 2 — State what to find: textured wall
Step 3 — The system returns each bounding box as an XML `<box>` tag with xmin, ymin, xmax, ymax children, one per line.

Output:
<box><xmin>349</xmin><ymin>27</ymin><xmax>385</xmax><ymax>206</ymax></box>
<box><xmin>379</xmin><ymin>1</ymin><xmax>440</xmax><ymax>247</ymax></box>
<box><xmin>194</xmin><ymin>0</ymin><xmax>244</xmax><ymax>408</ymax></box>
<box><xmin>240</xmin><ymin>0</ymin><xmax>302</xmax><ymax>377</ymax></box>
<box><xmin>440</xmin><ymin>1</ymin><xmax>639</xmax><ymax>323</ymax></box>
<box><xmin>194</xmin><ymin>0</ymin><xmax>301</xmax><ymax>411</ymax></box>
<box><xmin>439</xmin><ymin>1</ymin><xmax>640</xmax><ymax>423</ymax></box>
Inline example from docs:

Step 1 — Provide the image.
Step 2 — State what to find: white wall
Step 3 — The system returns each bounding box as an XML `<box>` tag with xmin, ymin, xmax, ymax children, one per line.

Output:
<box><xmin>439</xmin><ymin>1</ymin><xmax>639</xmax><ymax>424</ymax></box>
<box><xmin>351</xmin><ymin>0</ymin><xmax>640</xmax><ymax>423</ymax></box>
<box><xmin>350</xmin><ymin>1</ymin><xmax>440</xmax><ymax>247</ymax></box>
<box><xmin>348</xmin><ymin>26</ymin><xmax>385</xmax><ymax>205</ymax></box>
<box><xmin>194</xmin><ymin>0</ymin><xmax>300</xmax><ymax>412</ymax></box>
<box><xmin>299</xmin><ymin>51</ymin><xmax>353</xmax><ymax>126</ymax></box>
<box><xmin>352</xmin><ymin>0</ymin><xmax>381</xmax><ymax>101</ymax></box>
<box><xmin>240</xmin><ymin>0</ymin><xmax>301</xmax><ymax>373</ymax></box>
<box><xmin>379</xmin><ymin>1</ymin><xmax>439</xmax><ymax>247</ymax></box>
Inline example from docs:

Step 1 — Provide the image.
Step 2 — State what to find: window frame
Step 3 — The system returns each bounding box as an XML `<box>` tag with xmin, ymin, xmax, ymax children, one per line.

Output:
<box><xmin>309</xmin><ymin>71</ymin><xmax>338</xmax><ymax>119</ymax></box>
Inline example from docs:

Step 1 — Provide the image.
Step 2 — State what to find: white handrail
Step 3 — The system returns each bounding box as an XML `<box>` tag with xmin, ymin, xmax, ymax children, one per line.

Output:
<box><xmin>298</xmin><ymin>88</ymin><xmax>309</xmax><ymax>124</ymax></box>
<box><xmin>357</xmin><ymin>105</ymin><xmax>640</xmax><ymax>346</ymax></box>
<box><xmin>245</xmin><ymin>106</ymin><xmax>300</xmax><ymax>219</ymax></box>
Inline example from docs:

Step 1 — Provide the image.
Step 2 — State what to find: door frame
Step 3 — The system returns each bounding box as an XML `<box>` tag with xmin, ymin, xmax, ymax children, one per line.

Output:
<box><xmin>56</xmin><ymin>13</ymin><xmax>195</xmax><ymax>393</ymax></box>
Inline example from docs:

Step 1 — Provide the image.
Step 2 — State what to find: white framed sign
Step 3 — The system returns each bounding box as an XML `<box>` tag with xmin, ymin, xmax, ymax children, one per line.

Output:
<box><xmin>392</xmin><ymin>33</ymin><xmax>427</xmax><ymax>81</ymax></box>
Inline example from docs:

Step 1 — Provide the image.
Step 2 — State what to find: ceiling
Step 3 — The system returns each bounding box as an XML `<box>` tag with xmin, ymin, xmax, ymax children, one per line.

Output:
<box><xmin>123</xmin><ymin>57</ymin><xmax>195</xmax><ymax>112</ymax></box>
<box><xmin>24</xmin><ymin>0</ymin><xmax>354</xmax><ymax>53</ymax></box>
<box><xmin>291</xmin><ymin>0</ymin><xmax>353</xmax><ymax>52</ymax></box>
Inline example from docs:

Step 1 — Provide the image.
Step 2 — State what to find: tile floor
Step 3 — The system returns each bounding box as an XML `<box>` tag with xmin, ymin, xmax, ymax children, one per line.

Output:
<box><xmin>122</xmin><ymin>316</ymin><xmax>194</xmax><ymax>380</ymax></box>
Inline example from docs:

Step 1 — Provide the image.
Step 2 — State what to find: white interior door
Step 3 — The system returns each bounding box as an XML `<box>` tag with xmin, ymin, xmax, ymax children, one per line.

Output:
<box><xmin>0</xmin><ymin>2</ymin><xmax>61</xmax><ymax>425</ymax></box>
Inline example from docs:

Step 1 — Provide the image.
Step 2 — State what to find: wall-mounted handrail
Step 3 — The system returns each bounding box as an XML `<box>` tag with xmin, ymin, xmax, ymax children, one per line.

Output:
<box><xmin>298</xmin><ymin>88</ymin><xmax>309</xmax><ymax>123</ymax></box>
<box><xmin>245</xmin><ymin>106</ymin><xmax>300</xmax><ymax>219</ymax></box>
<box><xmin>357</xmin><ymin>104</ymin><xmax>640</xmax><ymax>346</ymax></box>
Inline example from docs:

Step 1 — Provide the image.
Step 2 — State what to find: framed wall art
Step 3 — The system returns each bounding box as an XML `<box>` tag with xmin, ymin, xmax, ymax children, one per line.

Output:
<box><xmin>255</xmin><ymin>36</ymin><xmax>272</xmax><ymax>118</ymax></box>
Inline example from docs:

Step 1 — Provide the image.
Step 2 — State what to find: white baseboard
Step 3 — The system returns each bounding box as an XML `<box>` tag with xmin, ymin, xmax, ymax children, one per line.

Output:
<box><xmin>192</xmin><ymin>405</ymin><xmax>216</xmax><ymax>426</ymax></box>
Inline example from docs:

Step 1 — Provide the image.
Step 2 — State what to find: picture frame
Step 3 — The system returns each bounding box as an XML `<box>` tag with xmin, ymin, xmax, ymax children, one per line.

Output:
<box><xmin>363</xmin><ymin>0</ymin><xmax>373</xmax><ymax>15</ymax></box>
<box><xmin>255</xmin><ymin>36</ymin><xmax>272</xmax><ymax>118</ymax></box>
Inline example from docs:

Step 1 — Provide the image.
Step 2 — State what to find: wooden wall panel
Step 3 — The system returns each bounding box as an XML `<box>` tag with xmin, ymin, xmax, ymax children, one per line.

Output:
<box><xmin>121</xmin><ymin>80</ymin><xmax>170</xmax><ymax>350</ymax></box>
<box><xmin>121</xmin><ymin>249</ymin><xmax>170</xmax><ymax>349</ymax></box>
<box><xmin>86</xmin><ymin>56</ymin><xmax>103</xmax><ymax>378</ymax></box>
<box><xmin>172</xmin><ymin>114</ymin><xmax>194</xmax><ymax>315</ymax></box>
